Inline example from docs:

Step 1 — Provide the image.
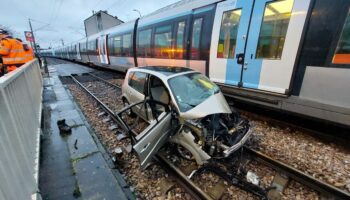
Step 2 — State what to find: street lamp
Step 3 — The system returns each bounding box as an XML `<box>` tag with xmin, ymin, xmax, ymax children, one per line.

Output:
<box><xmin>133</xmin><ymin>9</ymin><xmax>142</xmax><ymax>18</ymax></box>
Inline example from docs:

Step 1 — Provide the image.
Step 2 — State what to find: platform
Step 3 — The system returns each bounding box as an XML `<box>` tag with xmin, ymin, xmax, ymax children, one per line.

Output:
<box><xmin>39</xmin><ymin>63</ymin><xmax>133</xmax><ymax>200</ymax></box>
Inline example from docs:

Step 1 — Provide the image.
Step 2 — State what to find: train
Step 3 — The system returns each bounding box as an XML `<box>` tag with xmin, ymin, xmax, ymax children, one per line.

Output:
<box><xmin>42</xmin><ymin>0</ymin><xmax>350</xmax><ymax>127</ymax></box>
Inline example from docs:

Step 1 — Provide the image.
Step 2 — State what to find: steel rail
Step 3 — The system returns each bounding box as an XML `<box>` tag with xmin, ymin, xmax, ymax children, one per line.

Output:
<box><xmin>156</xmin><ymin>154</ymin><xmax>214</xmax><ymax>200</ymax></box>
<box><xmin>237</xmin><ymin>108</ymin><xmax>349</xmax><ymax>147</ymax></box>
<box><xmin>70</xmin><ymin>74</ymin><xmax>210</xmax><ymax>200</ymax></box>
<box><xmin>70</xmin><ymin>75</ymin><xmax>121</xmax><ymax>124</ymax></box>
<box><xmin>244</xmin><ymin>146</ymin><xmax>350</xmax><ymax>199</ymax></box>
<box><xmin>87</xmin><ymin>72</ymin><xmax>121</xmax><ymax>89</ymax></box>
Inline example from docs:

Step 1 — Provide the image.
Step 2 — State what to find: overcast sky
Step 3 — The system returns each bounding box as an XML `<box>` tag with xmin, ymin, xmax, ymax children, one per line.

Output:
<box><xmin>0</xmin><ymin>0</ymin><xmax>179</xmax><ymax>49</ymax></box>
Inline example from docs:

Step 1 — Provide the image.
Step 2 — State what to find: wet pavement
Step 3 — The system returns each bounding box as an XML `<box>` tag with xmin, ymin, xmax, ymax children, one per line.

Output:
<box><xmin>39</xmin><ymin>63</ymin><xmax>132</xmax><ymax>200</ymax></box>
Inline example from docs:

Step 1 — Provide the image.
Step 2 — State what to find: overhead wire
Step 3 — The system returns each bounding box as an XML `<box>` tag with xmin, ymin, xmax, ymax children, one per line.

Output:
<box><xmin>51</xmin><ymin>0</ymin><xmax>64</xmax><ymax>24</ymax></box>
<box><xmin>105</xmin><ymin>0</ymin><xmax>123</xmax><ymax>12</ymax></box>
<box><xmin>48</xmin><ymin>0</ymin><xmax>59</xmax><ymax>24</ymax></box>
<box><xmin>92</xmin><ymin>0</ymin><xmax>104</xmax><ymax>9</ymax></box>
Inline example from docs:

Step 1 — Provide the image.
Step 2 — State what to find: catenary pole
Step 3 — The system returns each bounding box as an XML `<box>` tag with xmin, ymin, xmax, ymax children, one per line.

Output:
<box><xmin>28</xmin><ymin>19</ymin><xmax>38</xmax><ymax>55</ymax></box>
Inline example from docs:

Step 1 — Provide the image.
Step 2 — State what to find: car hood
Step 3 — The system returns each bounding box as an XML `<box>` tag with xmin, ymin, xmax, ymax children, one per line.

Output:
<box><xmin>179</xmin><ymin>92</ymin><xmax>232</xmax><ymax>120</ymax></box>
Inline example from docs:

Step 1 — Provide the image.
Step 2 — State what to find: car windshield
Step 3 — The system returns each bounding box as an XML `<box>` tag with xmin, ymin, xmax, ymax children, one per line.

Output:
<box><xmin>168</xmin><ymin>73</ymin><xmax>220</xmax><ymax>112</ymax></box>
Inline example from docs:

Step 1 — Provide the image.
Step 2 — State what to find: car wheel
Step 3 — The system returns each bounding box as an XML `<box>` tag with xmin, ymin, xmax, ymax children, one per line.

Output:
<box><xmin>123</xmin><ymin>99</ymin><xmax>136</xmax><ymax>118</ymax></box>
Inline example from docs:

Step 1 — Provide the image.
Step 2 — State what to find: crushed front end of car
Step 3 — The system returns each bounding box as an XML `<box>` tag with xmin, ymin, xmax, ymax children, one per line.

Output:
<box><xmin>117</xmin><ymin>71</ymin><xmax>253</xmax><ymax>168</ymax></box>
<box><xmin>169</xmin><ymin>90</ymin><xmax>252</xmax><ymax>166</ymax></box>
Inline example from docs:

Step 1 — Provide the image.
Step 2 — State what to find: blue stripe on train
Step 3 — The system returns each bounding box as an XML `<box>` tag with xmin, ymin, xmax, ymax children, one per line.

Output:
<box><xmin>241</xmin><ymin>0</ymin><xmax>272</xmax><ymax>89</ymax></box>
<box><xmin>225</xmin><ymin>0</ymin><xmax>255</xmax><ymax>86</ymax></box>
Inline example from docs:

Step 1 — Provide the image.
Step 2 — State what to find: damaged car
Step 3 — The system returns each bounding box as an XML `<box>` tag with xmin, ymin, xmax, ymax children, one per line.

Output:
<box><xmin>117</xmin><ymin>66</ymin><xmax>252</xmax><ymax>169</ymax></box>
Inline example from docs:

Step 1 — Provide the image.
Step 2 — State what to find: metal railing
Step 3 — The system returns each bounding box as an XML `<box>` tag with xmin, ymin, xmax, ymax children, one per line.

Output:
<box><xmin>0</xmin><ymin>59</ymin><xmax>43</xmax><ymax>200</ymax></box>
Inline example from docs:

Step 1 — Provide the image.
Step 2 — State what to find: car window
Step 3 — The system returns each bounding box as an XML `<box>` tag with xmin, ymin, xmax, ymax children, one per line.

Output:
<box><xmin>128</xmin><ymin>72</ymin><xmax>134</xmax><ymax>85</ymax></box>
<box><xmin>129</xmin><ymin>72</ymin><xmax>147</xmax><ymax>94</ymax></box>
<box><xmin>149</xmin><ymin>76</ymin><xmax>169</xmax><ymax>105</ymax></box>
<box><xmin>168</xmin><ymin>73</ymin><xmax>219</xmax><ymax>112</ymax></box>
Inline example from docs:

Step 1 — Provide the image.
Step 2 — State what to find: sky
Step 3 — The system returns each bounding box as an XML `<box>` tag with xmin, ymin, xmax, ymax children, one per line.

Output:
<box><xmin>0</xmin><ymin>0</ymin><xmax>179</xmax><ymax>49</ymax></box>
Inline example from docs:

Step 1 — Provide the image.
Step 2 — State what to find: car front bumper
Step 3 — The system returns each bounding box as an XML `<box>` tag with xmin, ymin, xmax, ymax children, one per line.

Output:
<box><xmin>223</xmin><ymin>128</ymin><xmax>253</xmax><ymax>157</ymax></box>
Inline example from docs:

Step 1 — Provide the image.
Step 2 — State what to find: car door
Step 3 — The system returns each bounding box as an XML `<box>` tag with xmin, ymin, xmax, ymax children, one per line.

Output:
<box><xmin>127</xmin><ymin>71</ymin><xmax>149</xmax><ymax>119</ymax></box>
<box><xmin>133</xmin><ymin>110</ymin><xmax>173</xmax><ymax>170</ymax></box>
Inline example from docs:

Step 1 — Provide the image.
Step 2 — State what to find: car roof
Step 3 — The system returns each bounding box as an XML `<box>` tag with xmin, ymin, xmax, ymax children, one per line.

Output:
<box><xmin>130</xmin><ymin>66</ymin><xmax>195</xmax><ymax>80</ymax></box>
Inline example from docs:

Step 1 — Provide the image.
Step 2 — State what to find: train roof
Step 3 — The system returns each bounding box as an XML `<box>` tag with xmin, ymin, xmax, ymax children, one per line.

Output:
<box><xmin>147</xmin><ymin>0</ymin><xmax>220</xmax><ymax>17</ymax></box>
<box><xmin>139</xmin><ymin>0</ymin><xmax>221</xmax><ymax>27</ymax></box>
<box><xmin>52</xmin><ymin>0</ymin><xmax>222</xmax><ymax>49</ymax></box>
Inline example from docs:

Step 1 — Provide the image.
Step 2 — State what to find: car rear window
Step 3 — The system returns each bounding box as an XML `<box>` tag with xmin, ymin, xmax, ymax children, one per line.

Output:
<box><xmin>129</xmin><ymin>71</ymin><xmax>147</xmax><ymax>94</ymax></box>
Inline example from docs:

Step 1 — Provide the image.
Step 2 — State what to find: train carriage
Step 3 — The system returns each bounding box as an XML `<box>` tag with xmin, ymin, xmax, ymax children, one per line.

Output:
<box><xmin>47</xmin><ymin>0</ymin><xmax>350</xmax><ymax>127</ymax></box>
<box><xmin>104</xmin><ymin>20</ymin><xmax>137</xmax><ymax>72</ymax></box>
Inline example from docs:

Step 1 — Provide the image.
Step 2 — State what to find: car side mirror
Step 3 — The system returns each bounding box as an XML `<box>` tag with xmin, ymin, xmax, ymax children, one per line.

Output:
<box><xmin>169</xmin><ymin>102</ymin><xmax>179</xmax><ymax>117</ymax></box>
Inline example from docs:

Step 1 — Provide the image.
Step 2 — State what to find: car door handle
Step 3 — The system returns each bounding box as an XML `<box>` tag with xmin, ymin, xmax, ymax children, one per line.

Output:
<box><xmin>140</xmin><ymin>143</ymin><xmax>150</xmax><ymax>153</ymax></box>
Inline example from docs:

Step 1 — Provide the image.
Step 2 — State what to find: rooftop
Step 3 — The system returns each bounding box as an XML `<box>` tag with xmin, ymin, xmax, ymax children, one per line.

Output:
<box><xmin>138</xmin><ymin>66</ymin><xmax>194</xmax><ymax>76</ymax></box>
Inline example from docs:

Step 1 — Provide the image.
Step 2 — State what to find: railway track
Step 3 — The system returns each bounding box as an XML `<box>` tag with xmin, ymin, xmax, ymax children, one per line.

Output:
<box><xmin>69</xmin><ymin>74</ymin><xmax>209</xmax><ymax>199</ymax></box>
<box><xmin>66</xmin><ymin>72</ymin><xmax>350</xmax><ymax>199</ymax></box>
<box><xmin>244</xmin><ymin>147</ymin><xmax>350</xmax><ymax>199</ymax></box>
<box><xmin>238</xmin><ymin>108</ymin><xmax>349</xmax><ymax>147</ymax></box>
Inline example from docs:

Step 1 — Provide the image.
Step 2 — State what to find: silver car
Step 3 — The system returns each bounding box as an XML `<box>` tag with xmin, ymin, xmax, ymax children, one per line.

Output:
<box><xmin>119</xmin><ymin>66</ymin><xmax>252</xmax><ymax>169</ymax></box>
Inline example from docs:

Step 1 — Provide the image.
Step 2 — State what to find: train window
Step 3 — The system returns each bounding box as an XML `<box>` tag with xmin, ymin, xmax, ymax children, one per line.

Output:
<box><xmin>122</xmin><ymin>34</ymin><xmax>132</xmax><ymax>57</ymax></box>
<box><xmin>112</xmin><ymin>36</ymin><xmax>122</xmax><ymax>56</ymax></box>
<box><xmin>191</xmin><ymin>18</ymin><xmax>203</xmax><ymax>59</ymax></box>
<box><xmin>175</xmin><ymin>21</ymin><xmax>186</xmax><ymax>59</ymax></box>
<box><xmin>333</xmin><ymin>10</ymin><xmax>350</xmax><ymax>65</ymax></box>
<box><xmin>217</xmin><ymin>9</ymin><xmax>242</xmax><ymax>58</ymax></box>
<box><xmin>154</xmin><ymin>25</ymin><xmax>172</xmax><ymax>59</ymax></box>
<box><xmin>256</xmin><ymin>0</ymin><xmax>294</xmax><ymax>59</ymax></box>
<box><xmin>80</xmin><ymin>43</ymin><xmax>86</xmax><ymax>53</ymax></box>
<box><xmin>88</xmin><ymin>40</ymin><xmax>97</xmax><ymax>55</ymax></box>
<box><xmin>129</xmin><ymin>71</ymin><xmax>147</xmax><ymax>94</ymax></box>
<box><xmin>138</xmin><ymin>29</ymin><xmax>152</xmax><ymax>57</ymax></box>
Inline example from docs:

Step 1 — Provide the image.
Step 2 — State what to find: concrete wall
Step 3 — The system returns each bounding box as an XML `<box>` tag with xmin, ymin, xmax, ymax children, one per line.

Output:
<box><xmin>0</xmin><ymin>60</ymin><xmax>43</xmax><ymax>200</ymax></box>
<box><xmin>85</xmin><ymin>15</ymin><xmax>99</xmax><ymax>37</ymax></box>
<box><xmin>85</xmin><ymin>11</ymin><xmax>123</xmax><ymax>37</ymax></box>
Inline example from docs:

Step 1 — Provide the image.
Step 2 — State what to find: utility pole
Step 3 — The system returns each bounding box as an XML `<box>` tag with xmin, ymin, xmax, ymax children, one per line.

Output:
<box><xmin>60</xmin><ymin>39</ymin><xmax>64</xmax><ymax>46</ymax></box>
<box><xmin>28</xmin><ymin>19</ymin><xmax>38</xmax><ymax>55</ymax></box>
<box><xmin>133</xmin><ymin>9</ymin><xmax>142</xmax><ymax>18</ymax></box>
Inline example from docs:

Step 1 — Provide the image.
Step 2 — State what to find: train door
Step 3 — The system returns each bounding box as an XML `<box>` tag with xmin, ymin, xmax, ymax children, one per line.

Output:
<box><xmin>210</xmin><ymin>0</ymin><xmax>310</xmax><ymax>94</ymax></box>
<box><xmin>210</xmin><ymin>0</ymin><xmax>254</xmax><ymax>86</ymax></box>
<box><xmin>98</xmin><ymin>35</ymin><xmax>109</xmax><ymax>64</ymax></box>
<box><xmin>77</xmin><ymin>44</ymin><xmax>81</xmax><ymax>60</ymax></box>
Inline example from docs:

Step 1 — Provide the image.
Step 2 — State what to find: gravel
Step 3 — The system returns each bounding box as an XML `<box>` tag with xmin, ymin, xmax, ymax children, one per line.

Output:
<box><xmin>64</xmin><ymin>73</ymin><xmax>347</xmax><ymax>199</ymax></box>
<box><xmin>166</xmin><ymin>147</ymin><xmax>319</xmax><ymax>199</ymax></box>
<box><xmin>79</xmin><ymin>79</ymin><xmax>124</xmax><ymax>112</ymax></box>
<box><xmin>67</xmin><ymin>83</ymin><xmax>188</xmax><ymax>199</ymax></box>
<box><xmin>247</xmin><ymin>118</ymin><xmax>350</xmax><ymax>193</ymax></box>
<box><xmin>245</xmin><ymin>160</ymin><xmax>319</xmax><ymax>199</ymax></box>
